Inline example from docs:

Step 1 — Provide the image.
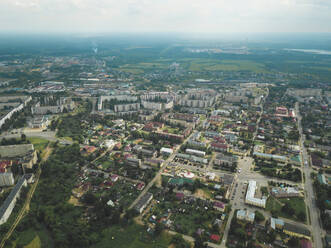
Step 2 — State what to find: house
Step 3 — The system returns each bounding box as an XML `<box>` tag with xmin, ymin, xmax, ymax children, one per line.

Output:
<box><xmin>80</xmin><ymin>146</ymin><xmax>97</xmax><ymax>155</ymax></box>
<box><xmin>0</xmin><ymin>160</ymin><xmax>12</xmax><ymax>173</ymax></box>
<box><xmin>134</xmin><ymin>192</ymin><xmax>153</xmax><ymax>213</ymax></box>
<box><xmin>110</xmin><ymin>174</ymin><xmax>119</xmax><ymax>182</ymax></box>
<box><xmin>210</xmin><ymin>234</ymin><xmax>220</xmax><ymax>243</ymax></box>
<box><xmin>213</xmin><ymin>201</ymin><xmax>225</xmax><ymax>212</ymax></box>
<box><xmin>175</xmin><ymin>192</ymin><xmax>185</xmax><ymax>201</ymax></box>
<box><xmin>300</xmin><ymin>239</ymin><xmax>312</xmax><ymax>248</ymax></box>
<box><xmin>0</xmin><ymin>144</ymin><xmax>37</xmax><ymax>169</ymax></box>
<box><xmin>136</xmin><ymin>182</ymin><xmax>145</xmax><ymax>191</ymax></box>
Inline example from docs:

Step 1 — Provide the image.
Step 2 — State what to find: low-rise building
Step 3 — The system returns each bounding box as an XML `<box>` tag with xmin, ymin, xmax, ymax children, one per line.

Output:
<box><xmin>214</xmin><ymin>153</ymin><xmax>237</xmax><ymax>168</ymax></box>
<box><xmin>270</xmin><ymin>217</ymin><xmax>311</xmax><ymax>240</ymax></box>
<box><xmin>0</xmin><ymin>172</ymin><xmax>14</xmax><ymax>187</ymax></box>
<box><xmin>29</xmin><ymin>115</ymin><xmax>49</xmax><ymax>129</ymax></box>
<box><xmin>236</xmin><ymin>209</ymin><xmax>255</xmax><ymax>223</ymax></box>
<box><xmin>271</xmin><ymin>187</ymin><xmax>300</xmax><ymax>198</ymax></box>
<box><xmin>134</xmin><ymin>192</ymin><xmax>153</xmax><ymax>213</ymax></box>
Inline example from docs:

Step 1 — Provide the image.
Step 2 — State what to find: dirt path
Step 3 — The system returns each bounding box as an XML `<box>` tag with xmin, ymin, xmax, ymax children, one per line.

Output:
<box><xmin>0</xmin><ymin>145</ymin><xmax>53</xmax><ymax>248</ymax></box>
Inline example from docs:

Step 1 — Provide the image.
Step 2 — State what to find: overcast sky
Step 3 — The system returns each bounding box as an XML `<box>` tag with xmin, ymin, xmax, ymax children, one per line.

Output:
<box><xmin>0</xmin><ymin>0</ymin><xmax>330</xmax><ymax>33</ymax></box>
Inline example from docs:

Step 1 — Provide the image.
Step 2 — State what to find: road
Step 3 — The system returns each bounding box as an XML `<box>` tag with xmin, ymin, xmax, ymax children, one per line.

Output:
<box><xmin>296</xmin><ymin>102</ymin><xmax>323</xmax><ymax>248</ymax></box>
<box><xmin>128</xmin><ymin>146</ymin><xmax>179</xmax><ymax>210</ymax></box>
<box><xmin>129</xmin><ymin>132</ymin><xmax>195</xmax><ymax>210</ymax></box>
<box><xmin>220</xmin><ymin>90</ymin><xmax>268</xmax><ymax>248</ymax></box>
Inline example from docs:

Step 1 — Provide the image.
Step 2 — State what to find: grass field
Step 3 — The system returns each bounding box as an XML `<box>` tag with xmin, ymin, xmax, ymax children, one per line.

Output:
<box><xmin>180</xmin><ymin>58</ymin><xmax>267</xmax><ymax>73</ymax></box>
<box><xmin>266</xmin><ymin>196</ymin><xmax>306</xmax><ymax>222</ymax></box>
<box><xmin>11</xmin><ymin>225</ymin><xmax>54</xmax><ymax>248</ymax></box>
<box><xmin>27</xmin><ymin>137</ymin><xmax>48</xmax><ymax>152</ymax></box>
<box><xmin>92</xmin><ymin>224</ymin><xmax>172</xmax><ymax>248</ymax></box>
<box><xmin>114</xmin><ymin>58</ymin><xmax>268</xmax><ymax>74</ymax></box>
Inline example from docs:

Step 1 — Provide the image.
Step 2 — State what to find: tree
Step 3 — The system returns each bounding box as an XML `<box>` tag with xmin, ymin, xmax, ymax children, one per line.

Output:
<box><xmin>287</xmin><ymin>237</ymin><xmax>299</xmax><ymax>247</ymax></box>
<box><xmin>255</xmin><ymin>211</ymin><xmax>265</xmax><ymax>222</ymax></box>
<box><xmin>82</xmin><ymin>191</ymin><xmax>97</xmax><ymax>205</ymax></box>
<box><xmin>154</xmin><ymin>222</ymin><xmax>165</xmax><ymax>236</ymax></box>
<box><xmin>298</xmin><ymin>211</ymin><xmax>306</xmax><ymax>222</ymax></box>
<box><xmin>194</xmin><ymin>236</ymin><xmax>207</xmax><ymax>248</ymax></box>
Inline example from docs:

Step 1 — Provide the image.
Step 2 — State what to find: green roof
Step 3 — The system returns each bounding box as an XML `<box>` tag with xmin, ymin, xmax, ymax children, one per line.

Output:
<box><xmin>168</xmin><ymin>177</ymin><xmax>193</xmax><ymax>186</ymax></box>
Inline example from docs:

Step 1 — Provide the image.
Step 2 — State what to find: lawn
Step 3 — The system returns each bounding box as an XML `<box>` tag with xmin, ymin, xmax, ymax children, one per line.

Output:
<box><xmin>27</xmin><ymin>137</ymin><xmax>49</xmax><ymax>152</ymax></box>
<box><xmin>266</xmin><ymin>196</ymin><xmax>306</xmax><ymax>222</ymax></box>
<box><xmin>92</xmin><ymin>224</ymin><xmax>172</xmax><ymax>248</ymax></box>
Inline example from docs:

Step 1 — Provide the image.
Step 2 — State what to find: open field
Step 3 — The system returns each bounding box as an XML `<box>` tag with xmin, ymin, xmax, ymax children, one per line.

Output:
<box><xmin>266</xmin><ymin>196</ymin><xmax>306</xmax><ymax>222</ymax></box>
<box><xmin>27</xmin><ymin>137</ymin><xmax>49</xmax><ymax>152</ymax></box>
<box><xmin>11</xmin><ymin>225</ymin><xmax>54</xmax><ymax>248</ymax></box>
<box><xmin>92</xmin><ymin>224</ymin><xmax>172</xmax><ymax>248</ymax></box>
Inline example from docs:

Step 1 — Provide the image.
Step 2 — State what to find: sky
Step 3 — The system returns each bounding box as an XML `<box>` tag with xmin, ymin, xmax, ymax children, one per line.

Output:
<box><xmin>0</xmin><ymin>0</ymin><xmax>330</xmax><ymax>34</ymax></box>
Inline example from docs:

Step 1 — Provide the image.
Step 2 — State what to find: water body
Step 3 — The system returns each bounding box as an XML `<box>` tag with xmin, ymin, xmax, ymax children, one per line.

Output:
<box><xmin>285</xmin><ymin>48</ymin><xmax>331</xmax><ymax>55</ymax></box>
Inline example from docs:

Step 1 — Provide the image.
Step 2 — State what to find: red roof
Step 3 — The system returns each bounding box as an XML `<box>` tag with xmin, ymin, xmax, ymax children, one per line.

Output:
<box><xmin>210</xmin><ymin>234</ymin><xmax>220</xmax><ymax>242</ymax></box>
<box><xmin>211</xmin><ymin>143</ymin><xmax>227</xmax><ymax>149</ymax></box>
<box><xmin>301</xmin><ymin>240</ymin><xmax>312</xmax><ymax>248</ymax></box>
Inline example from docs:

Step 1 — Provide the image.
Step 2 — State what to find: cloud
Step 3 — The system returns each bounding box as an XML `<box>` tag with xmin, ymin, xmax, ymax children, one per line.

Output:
<box><xmin>0</xmin><ymin>0</ymin><xmax>330</xmax><ymax>33</ymax></box>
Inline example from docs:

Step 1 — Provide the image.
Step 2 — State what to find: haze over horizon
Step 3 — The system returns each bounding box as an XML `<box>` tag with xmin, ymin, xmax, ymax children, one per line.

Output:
<box><xmin>0</xmin><ymin>0</ymin><xmax>331</xmax><ymax>34</ymax></box>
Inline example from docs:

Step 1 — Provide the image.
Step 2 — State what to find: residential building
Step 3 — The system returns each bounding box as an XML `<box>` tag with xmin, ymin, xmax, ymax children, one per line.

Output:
<box><xmin>0</xmin><ymin>175</ymin><xmax>27</xmax><ymax>225</ymax></box>
<box><xmin>160</xmin><ymin>147</ymin><xmax>173</xmax><ymax>156</ymax></box>
<box><xmin>0</xmin><ymin>172</ymin><xmax>14</xmax><ymax>187</ymax></box>
<box><xmin>271</xmin><ymin>187</ymin><xmax>300</xmax><ymax>198</ymax></box>
<box><xmin>245</xmin><ymin>180</ymin><xmax>267</xmax><ymax>208</ymax></box>
<box><xmin>185</xmin><ymin>148</ymin><xmax>206</xmax><ymax>157</ymax></box>
<box><xmin>134</xmin><ymin>192</ymin><xmax>153</xmax><ymax>213</ymax></box>
<box><xmin>0</xmin><ymin>144</ymin><xmax>37</xmax><ymax>169</ymax></box>
<box><xmin>236</xmin><ymin>210</ymin><xmax>255</xmax><ymax>223</ymax></box>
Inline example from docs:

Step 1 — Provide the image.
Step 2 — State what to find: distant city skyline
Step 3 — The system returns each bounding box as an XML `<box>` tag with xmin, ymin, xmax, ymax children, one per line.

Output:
<box><xmin>0</xmin><ymin>0</ymin><xmax>330</xmax><ymax>33</ymax></box>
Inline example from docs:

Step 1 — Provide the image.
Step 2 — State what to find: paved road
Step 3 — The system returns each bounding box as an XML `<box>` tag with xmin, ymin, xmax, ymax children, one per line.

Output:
<box><xmin>129</xmin><ymin>132</ymin><xmax>195</xmax><ymax>210</ymax></box>
<box><xmin>296</xmin><ymin>102</ymin><xmax>323</xmax><ymax>248</ymax></box>
<box><xmin>128</xmin><ymin>146</ymin><xmax>179</xmax><ymax>210</ymax></box>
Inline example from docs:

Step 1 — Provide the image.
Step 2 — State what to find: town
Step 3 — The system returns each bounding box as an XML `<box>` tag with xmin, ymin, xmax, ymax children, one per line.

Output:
<box><xmin>0</xmin><ymin>62</ymin><xmax>330</xmax><ymax>248</ymax></box>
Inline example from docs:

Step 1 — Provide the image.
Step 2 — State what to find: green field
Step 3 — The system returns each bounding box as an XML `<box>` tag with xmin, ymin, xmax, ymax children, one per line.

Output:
<box><xmin>114</xmin><ymin>58</ymin><xmax>268</xmax><ymax>74</ymax></box>
<box><xmin>27</xmin><ymin>137</ymin><xmax>49</xmax><ymax>151</ymax></box>
<box><xmin>92</xmin><ymin>224</ymin><xmax>171</xmax><ymax>248</ymax></box>
<box><xmin>180</xmin><ymin>58</ymin><xmax>267</xmax><ymax>73</ymax></box>
<box><xmin>266</xmin><ymin>196</ymin><xmax>306</xmax><ymax>222</ymax></box>
<box><xmin>11</xmin><ymin>226</ymin><xmax>54</xmax><ymax>248</ymax></box>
